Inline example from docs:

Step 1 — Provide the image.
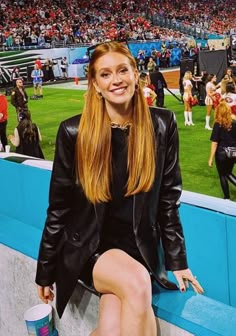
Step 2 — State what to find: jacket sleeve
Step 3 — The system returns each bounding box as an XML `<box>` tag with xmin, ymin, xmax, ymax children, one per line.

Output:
<box><xmin>11</xmin><ymin>91</ymin><xmax>16</xmax><ymax>107</ymax></box>
<box><xmin>158</xmin><ymin>112</ymin><xmax>188</xmax><ymax>271</ymax></box>
<box><xmin>25</xmin><ymin>90</ymin><xmax>28</xmax><ymax>102</ymax></box>
<box><xmin>35</xmin><ymin>121</ymin><xmax>76</xmax><ymax>286</ymax></box>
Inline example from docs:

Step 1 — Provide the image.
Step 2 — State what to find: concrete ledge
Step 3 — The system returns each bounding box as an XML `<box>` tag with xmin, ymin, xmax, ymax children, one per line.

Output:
<box><xmin>0</xmin><ymin>214</ymin><xmax>41</xmax><ymax>259</ymax></box>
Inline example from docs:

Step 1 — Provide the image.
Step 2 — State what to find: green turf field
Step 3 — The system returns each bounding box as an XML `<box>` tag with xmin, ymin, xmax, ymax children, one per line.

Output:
<box><xmin>6</xmin><ymin>86</ymin><xmax>236</xmax><ymax>201</ymax></box>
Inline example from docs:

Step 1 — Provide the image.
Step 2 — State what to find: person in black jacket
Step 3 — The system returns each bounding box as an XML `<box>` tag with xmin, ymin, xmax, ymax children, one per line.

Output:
<box><xmin>150</xmin><ymin>66</ymin><xmax>167</xmax><ymax>107</ymax></box>
<box><xmin>208</xmin><ymin>100</ymin><xmax>236</xmax><ymax>199</ymax></box>
<box><xmin>10</xmin><ymin>78</ymin><xmax>28</xmax><ymax>119</ymax></box>
<box><xmin>36</xmin><ymin>42</ymin><xmax>203</xmax><ymax>335</ymax></box>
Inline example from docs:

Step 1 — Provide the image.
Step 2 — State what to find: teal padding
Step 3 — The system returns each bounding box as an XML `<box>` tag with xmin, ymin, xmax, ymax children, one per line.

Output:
<box><xmin>226</xmin><ymin>215</ymin><xmax>236</xmax><ymax>308</ymax></box>
<box><xmin>0</xmin><ymin>215</ymin><xmax>41</xmax><ymax>259</ymax></box>
<box><xmin>180</xmin><ymin>203</ymin><xmax>229</xmax><ymax>305</ymax></box>
<box><xmin>18</xmin><ymin>164</ymin><xmax>51</xmax><ymax>229</ymax></box>
<box><xmin>152</xmin><ymin>289</ymin><xmax>236</xmax><ymax>336</ymax></box>
<box><xmin>0</xmin><ymin>160</ymin><xmax>51</xmax><ymax>229</ymax></box>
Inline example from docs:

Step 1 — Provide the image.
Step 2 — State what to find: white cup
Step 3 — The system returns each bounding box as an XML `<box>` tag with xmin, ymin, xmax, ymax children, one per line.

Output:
<box><xmin>5</xmin><ymin>145</ymin><xmax>10</xmax><ymax>153</ymax></box>
<box><xmin>24</xmin><ymin>304</ymin><xmax>53</xmax><ymax>336</ymax></box>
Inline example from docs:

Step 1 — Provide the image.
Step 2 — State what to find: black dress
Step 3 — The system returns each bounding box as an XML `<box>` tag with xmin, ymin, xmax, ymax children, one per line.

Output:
<box><xmin>79</xmin><ymin>126</ymin><xmax>145</xmax><ymax>292</ymax></box>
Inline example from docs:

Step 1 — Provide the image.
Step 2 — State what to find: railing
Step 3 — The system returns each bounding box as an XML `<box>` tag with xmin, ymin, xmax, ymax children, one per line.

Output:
<box><xmin>149</xmin><ymin>13</ymin><xmax>228</xmax><ymax>40</ymax></box>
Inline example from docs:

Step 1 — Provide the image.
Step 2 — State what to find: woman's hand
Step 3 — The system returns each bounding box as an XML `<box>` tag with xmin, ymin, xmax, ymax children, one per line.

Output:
<box><xmin>173</xmin><ymin>269</ymin><xmax>204</xmax><ymax>294</ymax></box>
<box><xmin>37</xmin><ymin>285</ymin><xmax>54</xmax><ymax>304</ymax></box>
<box><xmin>208</xmin><ymin>158</ymin><xmax>213</xmax><ymax>167</ymax></box>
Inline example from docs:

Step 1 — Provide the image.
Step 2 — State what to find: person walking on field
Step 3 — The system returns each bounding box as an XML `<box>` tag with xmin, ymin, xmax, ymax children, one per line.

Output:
<box><xmin>35</xmin><ymin>41</ymin><xmax>203</xmax><ymax>336</ymax></box>
<box><xmin>150</xmin><ymin>66</ymin><xmax>167</xmax><ymax>107</ymax></box>
<box><xmin>11</xmin><ymin>78</ymin><xmax>28</xmax><ymax>118</ymax></box>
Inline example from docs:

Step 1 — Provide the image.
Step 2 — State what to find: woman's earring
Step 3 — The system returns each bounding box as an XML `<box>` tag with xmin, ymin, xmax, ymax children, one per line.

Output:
<box><xmin>96</xmin><ymin>91</ymin><xmax>103</xmax><ymax>99</ymax></box>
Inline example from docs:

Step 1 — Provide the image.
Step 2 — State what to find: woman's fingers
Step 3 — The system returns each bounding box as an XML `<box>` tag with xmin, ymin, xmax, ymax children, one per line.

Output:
<box><xmin>37</xmin><ymin>285</ymin><xmax>54</xmax><ymax>303</ymax></box>
<box><xmin>173</xmin><ymin>269</ymin><xmax>204</xmax><ymax>295</ymax></box>
<box><xmin>183</xmin><ymin>277</ymin><xmax>204</xmax><ymax>294</ymax></box>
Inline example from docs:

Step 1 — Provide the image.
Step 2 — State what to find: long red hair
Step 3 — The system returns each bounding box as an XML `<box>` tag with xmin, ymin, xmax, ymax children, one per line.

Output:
<box><xmin>76</xmin><ymin>42</ymin><xmax>156</xmax><ymax>203</ymax></box>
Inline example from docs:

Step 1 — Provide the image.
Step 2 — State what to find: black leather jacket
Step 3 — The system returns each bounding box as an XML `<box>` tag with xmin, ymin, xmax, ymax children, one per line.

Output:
<box><xmin>36</xmin><ymin>107</ymin><xmax>188</xmax><ymax>318</ymax></box>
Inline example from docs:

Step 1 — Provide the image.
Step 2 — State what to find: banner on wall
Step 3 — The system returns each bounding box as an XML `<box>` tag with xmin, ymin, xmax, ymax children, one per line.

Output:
<box><xmin>0</xmin><ymin>42</ymin><xmax>183</xmax><ymax>86</ymax></box>
<box><xmin>0</xmin><ymin>47</ymin><xmax>89</xmax><ymax>85</ymax></box>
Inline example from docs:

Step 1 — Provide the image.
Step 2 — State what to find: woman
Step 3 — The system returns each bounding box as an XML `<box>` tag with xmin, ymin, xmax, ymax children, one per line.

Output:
<box><xmin>11</xmin><ymin>66</ymin><xmax>22</xmax><ymax>87</ymax></box>
<box><xmin>208</xmin><ymin>100</ymin><xmax>236</xmax><ymax>199</ymax></box>
<box><xmin>8</xmin><ymin>110</ymin><xmax>44</xmax><ymax>158</ymax></box>
<box><xmin>36</xmin><ymin>42</ymin><xmax>203</xmax><ymax>336</ymax></box>
<box><xmin>182</xmin><ymin>71</ymin><xmax>194</xmax><ymax>126</ymax></box>
<box><xmin>224</xmin><ymin>82</ymin><xmax>236</xmax><ymax>114</ymax></box>
<box><xmin>222</xmin><ymin>68</ymin><xmax>235</xmax><ymax>85</ymax></box>
<box><xmin>205</xmin><ymin>74</ymin><xmax>220</xmax><ymax>130</ymax></box>
<box><xmin>139</xmin><ymin>72</ymin><xmax>157</xmax><ymax>106</ymax></box>
<box><xmin>147</xmin><ymin>57</ymin><xmax>156</xmax><ymax>73</ymax></box>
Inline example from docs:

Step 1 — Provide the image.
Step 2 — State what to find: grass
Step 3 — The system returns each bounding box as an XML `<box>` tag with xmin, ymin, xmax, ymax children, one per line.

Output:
<box><xmin>6</xmin><ymin>85</ymin><xmax>236</xmax><ymax>201</ymax></box>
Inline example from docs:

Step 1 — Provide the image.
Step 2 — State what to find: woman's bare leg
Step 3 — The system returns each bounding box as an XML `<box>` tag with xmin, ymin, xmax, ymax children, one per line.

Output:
<box><xmin>205</xmin><ymin>105</ymin><xmax>213</xmax><ymax>129</ymax></box>
<box><xmin>92</xmin><ymin>249</ymin><xmax>157</xmax><ymax>336</ymax></box>
<box><xmin>94</xmin><ymin>294</ymin><xmax>121</xmax><ymax>336</ymax></box>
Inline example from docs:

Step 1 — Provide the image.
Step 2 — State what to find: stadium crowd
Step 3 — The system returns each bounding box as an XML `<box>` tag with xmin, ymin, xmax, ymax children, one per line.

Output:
<box><xmin>0</xmin><ymin>0</ymin><xmax>235</xmax><ymax>50</ymax></box>
<box><xmin>150</xmin><ymin>0</ymin><xmax>236</xmax><ymax>36</ymax></box>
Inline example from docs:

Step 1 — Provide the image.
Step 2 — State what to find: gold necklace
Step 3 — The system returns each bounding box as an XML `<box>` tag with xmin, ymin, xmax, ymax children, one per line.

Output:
<box><xmin>110</xmin><ymin>121</ymin><xmax>132</xmax><ymax>130</ymax></box>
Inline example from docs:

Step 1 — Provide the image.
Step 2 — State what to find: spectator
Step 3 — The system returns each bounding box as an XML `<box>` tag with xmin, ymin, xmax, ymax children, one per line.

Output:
<box><xmin>208</xmin><ymin>100</ymin><xmax>236</xmax><ymax>199</ymax></box>
<box><xmin>30</xmin><ymin>31</ymin><xmax>38</xmax><ymax>46</ymax></box>
<box><xmin>8</xmin><ymin>110</ymin><xmax>44</xmax><ymax>159</ymax></box>
<box><xmin>11</xmin><ymin>66</ymin><xmax>22</xmax><ymax>87</ymax></box>
<box><xmin>11</xmin><ymin>78</ymin><xmax>28</xmax><ymax>118</ymax></box>
<box><xmin>31</xmin><ymin>64</ymin><xmax>44</xmax><ymax>98</ymax></box>
<box><xmin>137</xmin><ymin>49</ymin><xmax>145</xmax><ymax>71</ymax></box>
<box><xmin>150</xmin><ymin>66</ymin><xmax>167</xmax><ymax>108</ymax></box>
<box><xmin>147</xmin><ymin>57</ymin><xmax>156</xmax><ymax>73</ymax></box>
<box><xmin>43</xmin><ymin>58</ymin><xmax>55</xmax><ymax>82</ymax></box>
<box><xmin>34</xmin><ymin>57</ymin><xmax>43</xmax><ymax>70</ymax></box>
<box><xmin>38</xmin><ymin>33</ymin><xmax>46</xmax><ymax>47</ymax></box>
<box><xmin>0</xmin><ymin>87</ymin><xmax>8</xmax><ymax>150</ymax></box>
<box><xmin>60</xmin><ymin>56</ymin><xmax>68</xmax><ymax>79</ymax></box>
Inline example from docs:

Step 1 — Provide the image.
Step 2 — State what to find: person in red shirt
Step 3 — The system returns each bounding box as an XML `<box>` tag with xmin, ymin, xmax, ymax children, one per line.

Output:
<box><xmin>34</xmin><ymin>58</ymin><xmax>43</xmax><ymax>70</ymax></box>
<box><xmin>0</xmin><ymin>88</ymin><xmax>8</xmax><ymax>150</ymax></box>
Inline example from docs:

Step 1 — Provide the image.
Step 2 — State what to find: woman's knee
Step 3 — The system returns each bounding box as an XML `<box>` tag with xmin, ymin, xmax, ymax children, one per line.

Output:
<box><xmin>93</xmin><ymin>250</ymin><xmax>152</xmax><ymax>313</ymax></box>
<box><xmin>124</xmin><ymin>266</ymin><xmax>152</xmax><ymax>314</ymax></box>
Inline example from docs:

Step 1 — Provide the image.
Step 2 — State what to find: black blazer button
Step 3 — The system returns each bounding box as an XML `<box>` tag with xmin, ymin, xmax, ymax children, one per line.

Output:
<box><xmin>72</xmin><ymin>232</ymin><xmax>80</xmax><ymax>241</ymax></box>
